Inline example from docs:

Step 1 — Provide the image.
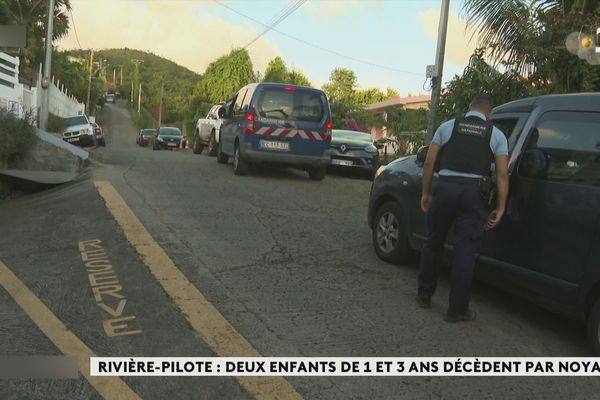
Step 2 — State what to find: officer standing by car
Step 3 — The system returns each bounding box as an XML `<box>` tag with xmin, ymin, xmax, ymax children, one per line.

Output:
<box><xmin>416</xmin><ymin>94</ymin><xmax>509</xmax><ymax>322</ymax></box>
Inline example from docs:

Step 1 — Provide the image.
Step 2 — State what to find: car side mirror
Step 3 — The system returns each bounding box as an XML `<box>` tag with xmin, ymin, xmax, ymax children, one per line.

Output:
<box><xmin>218</xmin><ymin>107</ymin><xmax>227</xmax><ymax>119</ymax></box>
<box><xmin>416</xmin><ymin>145</ymin><xmax>428</xmax><ymax>166</ymax></box>
<box><xmin>375</xmin><ymin>142</ymin><xmax>384</xmax><ymax>150</ymax></box>
<box><xmin>518</xmin><ymin>148</ymin><xmax>548</xmax><ymax>178</ymax></box>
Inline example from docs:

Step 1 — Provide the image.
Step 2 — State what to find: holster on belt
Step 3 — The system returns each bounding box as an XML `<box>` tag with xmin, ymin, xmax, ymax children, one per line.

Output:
<box><xmin>479</xmin><ymin>176</ymin><xmax>493</xmax><ymax>199</ymax></box>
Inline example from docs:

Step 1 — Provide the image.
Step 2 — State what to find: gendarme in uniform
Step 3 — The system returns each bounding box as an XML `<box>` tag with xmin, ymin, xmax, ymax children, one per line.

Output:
<box><xmin>417</xmin><ymin>110</ymin><xmax>508</xmax><ymax>320</ymax></box>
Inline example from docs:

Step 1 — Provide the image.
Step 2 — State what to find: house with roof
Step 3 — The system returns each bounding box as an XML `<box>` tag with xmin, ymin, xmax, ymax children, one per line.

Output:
<box><xmin>367</xmin><ymin>94</ymin><xmax>430</xmax><ymax>140</ymax></box>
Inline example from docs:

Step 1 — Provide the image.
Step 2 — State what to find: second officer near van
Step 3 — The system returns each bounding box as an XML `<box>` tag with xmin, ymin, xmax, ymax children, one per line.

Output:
<box><xmin>416</xmin><ymin>94</ymin><xmax>509</xmax><ymax>322</ymax></box>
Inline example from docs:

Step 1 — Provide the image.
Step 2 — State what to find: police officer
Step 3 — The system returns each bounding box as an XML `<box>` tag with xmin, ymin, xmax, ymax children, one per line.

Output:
<box><xmin>416</xmin><ymin>94</ymin><xmax>509</xmax><ymax>322</ymax></box>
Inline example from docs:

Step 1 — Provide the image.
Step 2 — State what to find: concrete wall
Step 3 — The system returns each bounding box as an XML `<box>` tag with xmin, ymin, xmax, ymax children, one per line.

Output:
<box><xmin>0</xmin><ymin>52</ymin><xmax>85</xmax><ymax>124</ymax></box>
<box><xmin>11</xmin><ymin>129</ymin><xmax>89</xmax><ymax>173</ymax></box>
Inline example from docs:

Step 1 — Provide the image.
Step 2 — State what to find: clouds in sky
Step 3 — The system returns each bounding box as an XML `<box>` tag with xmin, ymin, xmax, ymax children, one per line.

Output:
<box><xmin>58</xmin><ymin>0</ymin><xmax>280</xmax><ymax>74</ymax></box>
<box><xmin>303</xmin><ymin>0</ymin><xmax>383</xmax><ymax>22</ymax></box>
<box><xmin>417</xmin><ymin>9</ymin><xmax>478</xmax><ymax>66</ymax></box>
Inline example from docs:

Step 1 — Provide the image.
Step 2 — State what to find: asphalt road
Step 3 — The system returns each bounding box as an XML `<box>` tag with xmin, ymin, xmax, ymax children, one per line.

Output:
<box><xmin>1</xmin><ymin>101</ymin><xmax>600</xmax><ymax>399</ymax></box>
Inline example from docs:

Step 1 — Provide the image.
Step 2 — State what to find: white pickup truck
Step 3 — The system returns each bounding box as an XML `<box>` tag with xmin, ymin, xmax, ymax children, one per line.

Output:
<box><xmin>192</xmin><ymin>103</ymin><xmax>224</xmax><ymax>156</ymax></box>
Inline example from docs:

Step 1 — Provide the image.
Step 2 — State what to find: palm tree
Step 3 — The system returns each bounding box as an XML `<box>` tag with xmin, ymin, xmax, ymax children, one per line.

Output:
<box><xmin>0</xmin><ymin>0</ymin><xmax>72</xmax><ymax>80</ymax></box>
<box><xmin>462</xmin><ymin>0</ymin><xmax>600</xmax><ymax>91</ymax></box>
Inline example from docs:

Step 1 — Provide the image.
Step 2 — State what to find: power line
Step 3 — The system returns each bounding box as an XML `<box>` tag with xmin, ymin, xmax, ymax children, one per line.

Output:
<box><xmin>69</xmin><ymin>9</ymin><xmax>83</xmax><ymax>49</ymax></box>
<box><xmin>243</xmin><ymin>0</ymin><xmax>307</xmax><ymax>49</ymax></box>
<box><xmin>212</xmin><ymin>0</ymin><xmax>422</xmax><ymax>76</ymax></box>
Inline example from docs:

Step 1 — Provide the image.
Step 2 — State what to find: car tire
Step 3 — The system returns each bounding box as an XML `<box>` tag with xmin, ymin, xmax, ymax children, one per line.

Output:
<box><xmin>193</xmin><ymin>133</ymin><xmax>204</xmax><ymax>154</ymax></box>
<box><xmin>216</xmin><ymin>139</ymin><xmax>228</xmax><ymax>164</ymax></box>
<box><xmin>587</xmin><ymin>297</ymin><xmax>600</xmax><ymax>354</ymax></box>
<box><xmin>207</xmin><ymin>131</ymin><xmax>218</xmax><ymax>156</ymax></box>
<box><xmin>372</xmin><ymin>202</ymin><xmax>410</xmax><ymax>264</ymax></box>
<box><xmin>233</xmin><ymin>142</ymin><xmax>248</xmax><ymax>176</ymax></box>
<box><xmin>308</xmin><ymin>167</ymin><xmax>326</xmax><ymax>181</ymax></box>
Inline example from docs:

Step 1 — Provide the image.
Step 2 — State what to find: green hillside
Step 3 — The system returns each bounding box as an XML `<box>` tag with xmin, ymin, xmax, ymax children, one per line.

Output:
<box><xmin>69</xmin><ymin>48</ymin><xmax>201</xmax><ymax>124</ymax></box>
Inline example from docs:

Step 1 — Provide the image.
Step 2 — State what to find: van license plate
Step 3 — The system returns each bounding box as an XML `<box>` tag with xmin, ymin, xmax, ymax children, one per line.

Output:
<box><xmin>260</xmin><ymin>140</ymin><xmax>289</xmax><ymax>151</ymax></box>
<box><xmin>331</xmin><ymin>159</ymin><xmax>353</xmax><ymax>166</ymax></box>
<box><xmin>168</xmin><ymin>142</ymin><xmax>177</xmax><ymax>147</ymax></box>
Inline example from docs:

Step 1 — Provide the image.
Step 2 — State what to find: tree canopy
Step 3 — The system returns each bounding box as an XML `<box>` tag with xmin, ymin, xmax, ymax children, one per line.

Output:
<box><xmin>195</xmin><ymin>49</ymin><xmax>254</xmax><ymax>104</ymax></box>
<box><xmin>462</xmin><ymin>0</ymin><xmax>600</xmax><ymax>92</ymax></box>
<box><xmin>0</xmin><ymin>0</ymin><xmax>72</xmax><ymax>80</ymax></box>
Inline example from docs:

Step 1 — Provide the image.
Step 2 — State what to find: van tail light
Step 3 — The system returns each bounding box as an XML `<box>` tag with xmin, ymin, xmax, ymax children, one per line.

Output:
<box><xmin>325</xmin><ymin>121</ymin><xmax>333</xmax><ymax>142</ymax></box>
<box><xmin>245</xmin><ymin>113</ymin><xmax>255</xmax><ymax>135</ymax></box>
<box><xmin>284</xmin><ymin>86</ymin><xmax>297</xmax><ymax>91</ymax></box>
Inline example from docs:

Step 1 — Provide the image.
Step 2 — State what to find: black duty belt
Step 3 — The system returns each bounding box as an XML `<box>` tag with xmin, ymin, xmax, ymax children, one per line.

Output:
<box><xmin>439</xmin><ymin>175</ymin><xmax>483</xmax><ymax>185</ymax></box>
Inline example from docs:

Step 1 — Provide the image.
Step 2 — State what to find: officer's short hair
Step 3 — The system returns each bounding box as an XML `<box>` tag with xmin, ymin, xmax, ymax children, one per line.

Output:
<box><xmin>469</xmin><ymin>94</ymin><xmax>494</xmax><ymax>112</ymax></box>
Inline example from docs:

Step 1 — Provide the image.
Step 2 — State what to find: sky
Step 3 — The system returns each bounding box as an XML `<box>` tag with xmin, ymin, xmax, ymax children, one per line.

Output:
<box><xmin>58</xmin><ymin>0</ymin><xmax>481</xmax><ymax>96</ymax></box>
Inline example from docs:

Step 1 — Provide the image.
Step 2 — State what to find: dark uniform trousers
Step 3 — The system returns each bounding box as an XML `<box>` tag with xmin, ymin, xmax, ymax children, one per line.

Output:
<box><xmin>418</xmin><ymin>180</ymin><xmax>488</xmax><ymax>315</ymax></box>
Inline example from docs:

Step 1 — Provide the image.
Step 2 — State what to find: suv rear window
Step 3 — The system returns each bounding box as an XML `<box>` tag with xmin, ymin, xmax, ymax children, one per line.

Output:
<box><xmin>257</xmin><ymin>88</ymin><xmax>324</xmax><ymax>122</ymax></box>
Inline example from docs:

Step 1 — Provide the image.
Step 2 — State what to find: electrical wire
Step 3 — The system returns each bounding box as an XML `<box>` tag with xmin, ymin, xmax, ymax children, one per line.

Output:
<box><xmin>212</xmin><ymin>0</ymin><xmax>422</xmax><ymax>76</ymax></box>
<box><xmin>243</xmin><ymin>0</ymin><xmax>307</xmax><ymax>49</ymax></box>
<box><xmin>69</xmin><ymin>9</ymin><xmax>83</xmax><ymax>49</ymax></box>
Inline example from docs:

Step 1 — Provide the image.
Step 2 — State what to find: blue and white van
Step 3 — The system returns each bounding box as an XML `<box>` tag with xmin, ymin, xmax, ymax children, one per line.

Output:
<box><xmin>217</xmin><ymin>83</ymin><xmax>332</xmax><ymax>180</ymax></box>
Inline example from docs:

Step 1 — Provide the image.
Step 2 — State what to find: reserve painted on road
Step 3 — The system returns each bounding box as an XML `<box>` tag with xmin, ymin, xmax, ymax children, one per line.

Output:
<box><xmin>94</xmin><ymin>180</ymin><xmax>303</xmax><ymax>400</ymax></box>
<box><xmin>79</xmin><ymin>239</ymin><xmax>143</xmax><ymax>337</ymax></box>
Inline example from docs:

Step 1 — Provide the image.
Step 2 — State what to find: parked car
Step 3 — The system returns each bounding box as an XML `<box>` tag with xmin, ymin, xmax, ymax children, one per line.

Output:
<box><xmin>193</xmin><ymin>103</ymin><xmax>224</xmax><ymax>156</ymax></box>
<box><xmin>217</xmin><ymin>83</ymin><xmax>332</xmax><ymax>180</ymax></box>
<box><xmin>368</xmin><ymin>93</ymin><xmax>600</xmax><ymax>353</ymax></box>
<box><xmin>62</xmin><ymin>114</ymin><xmax>96</xmax><ymax>147</ymax></box>
<box><xmin>137</xmin><ymin>128</ymin><xmax>157</xmax><ymax>146</ymax></box>
<box><xmin>153</xmin><ymin>127</ymin><xmax>183</xmax><ymax>150</ymax></box>
<box><xmin>91</xmin><ymin>122</ymin><xmax>105</xmax><ymax>146</ymax></box>
<box><xmin>105</xmin><ymin>94</ymin><xmax>115</xmax><ymax>103</ymax></box>
<box><xmin>328</xmin><ymin>129</ymin><xmax>379</xmax><ymax>180</ymax></box>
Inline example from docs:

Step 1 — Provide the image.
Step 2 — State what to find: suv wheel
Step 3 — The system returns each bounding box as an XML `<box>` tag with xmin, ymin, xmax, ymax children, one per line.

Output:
<box><xmin>207</xmin><ymin>131</ymin><xmax>218</xmax><ymax>156</ymax></box>
<box><xmin>587</xmin><ymin>297</ymin><xmax>600</xmax><ymax>354</ymax></box>
<box><xmin>372</xmin><ymin>202</ymin><xmax>409</xmax><ymax>263</ymax></box>
<box><xmin>308</xmin><ymin>167</ymin><xmax>326</xmax><ymax>181</ymax></box>
<box><xmin>192</xmin><ymin>133</ymin><xmax>204</xmax><ymax>154</ymax></box>
<box><xmin>233</xmin><ymin>142</ymin><xmax>248</xmax><ymax>175</ymax></box>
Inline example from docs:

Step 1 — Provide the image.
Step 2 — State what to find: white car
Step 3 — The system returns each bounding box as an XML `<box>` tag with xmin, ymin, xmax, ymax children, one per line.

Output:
<box><xmin>62</xmin><ymin>114</ymin><xmax>96</xmax><ymax>147</ymax></box>
<box><xmin>192</xmin><ymin>103</ymin><xmax>224</xmax><ymax>156</ymax></box>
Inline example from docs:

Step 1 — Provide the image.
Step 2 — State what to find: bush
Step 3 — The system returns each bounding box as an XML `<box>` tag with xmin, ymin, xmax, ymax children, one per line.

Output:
<box><xmin>0</xmin><ymin>110</ymin><xmax>36</xmax><ymax>168</ymax></box>
<box><xmin>46</xmin><ymin>113</ymin><xmax>65</xmax><ymax>134</ymax></box>
<box><xmin>130</xmin><ymin>107</ymin><xmax>157</xmax><ymax>130</ymax></box>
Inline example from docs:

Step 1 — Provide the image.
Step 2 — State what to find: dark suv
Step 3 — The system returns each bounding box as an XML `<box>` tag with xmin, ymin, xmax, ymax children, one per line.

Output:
<box><xmin>368</xmin><ymin>93</ymin><xmax>600</xmax><ymax>352</ymax></box>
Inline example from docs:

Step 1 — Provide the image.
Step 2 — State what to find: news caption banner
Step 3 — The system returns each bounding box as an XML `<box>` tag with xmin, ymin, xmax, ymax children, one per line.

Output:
<box><xmin>92</xmin><ymin>358</ymin><xmax>600</xmax><ymax>377</ymax></box>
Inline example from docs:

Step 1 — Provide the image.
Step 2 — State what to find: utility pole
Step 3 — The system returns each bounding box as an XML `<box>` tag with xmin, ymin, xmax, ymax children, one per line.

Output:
<box><xmin>138</xmin><ymin>83</ymin><xmax>142</xmax><ymax>113</ymax></box>
<box><xmin>119</xmin><ymin>65</ymin><xmax>123</xmax><ymax>86</ymax></box>
<box><xmin>131</xmin><ymin>59</ymin><xmax>143</xmax><ymax>109</ymax></box>
<box><xmin>113</xmin><ymin>68</ymin><xmax>116</xmax><ymax>85</ymax></box>
<box><xmin>426</xmin><ymin>0</ymin><xmax>450</xmax><ymax>144</ymax></box>
<box><xmin>158</xmin><ymin>81</ymin><xmax>164</xmax><ymax>127</ymax></box>
<box><xmin>39</xmin><ymin>0</ymin><xmax>55</xmax><ymax>130</ymax></box>
<box><xmin>86</xmin><ymin>49</ymin><xmax>94</xmax><ymax>114</ymax></box>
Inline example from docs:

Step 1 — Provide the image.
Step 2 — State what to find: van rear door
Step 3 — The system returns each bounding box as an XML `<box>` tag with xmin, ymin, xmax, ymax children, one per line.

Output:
<box><xmin>247</xmin><ymin>86</ymin><xmax>331</xmax><ymax>157</ymax></box>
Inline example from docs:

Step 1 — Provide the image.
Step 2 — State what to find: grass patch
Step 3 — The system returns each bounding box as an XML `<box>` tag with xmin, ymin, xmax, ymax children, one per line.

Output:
<box><xmin>46</xmin><ymin>113</ymin><xmax>65</xmax><ymax>134</ymax></box>
<box><xmin>129</xmin><ymin>107</ymin><xmax>157</xmax><ymax>131</ymax></box>
<box><xmin>0</xmin><ymin>110</ymin><xmax>36</xmax><ymax>168</ymax></box>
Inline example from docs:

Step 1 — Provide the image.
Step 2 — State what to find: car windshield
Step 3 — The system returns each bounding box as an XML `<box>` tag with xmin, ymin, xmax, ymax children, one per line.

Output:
<box><xmin>159</xmin><ymin>127</ymin><xmax>182</xmax><ymax>136</ymax></box>
<box><xmin>257</xmin><ymin>88</ymin><xmax>325</xmax><ymax>122</ymax></box>
<box><xmin>332</xmin><ymin>130</ymin><xmax>373</xmax><ymax>143</ymax></box>
<box><xmin>142</xmin><ymin>129</ymin><xmax>156</xmax><ymax>136</ymax></box>
<box><xmin>64</xmin><ymin>116</ymin><xmax>88</xmax><ymax>127</ymax></box>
